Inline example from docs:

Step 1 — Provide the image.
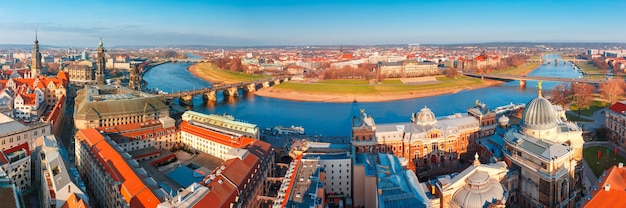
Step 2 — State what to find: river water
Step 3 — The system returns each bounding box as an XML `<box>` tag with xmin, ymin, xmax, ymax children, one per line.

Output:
<box><xmin>144</xmin><ymin>54</ymin><xmax>582</xmax><ymax>136</ymax></box>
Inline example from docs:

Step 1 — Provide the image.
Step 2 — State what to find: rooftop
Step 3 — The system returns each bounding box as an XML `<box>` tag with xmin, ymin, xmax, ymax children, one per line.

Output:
<box><xmin>377</xmin><ymin>153</ymin><xmax>431</xmax><ymax>208</ymax></box>
<box><xmin>585</xmin><ymin>165</ymin><xmax>626</xmax><ymax>208</ymax></box>
<box><xmin>505</xmin><ymin>128</ymin><xmax>571</xmax><ymax>160</ymax></box>
<box><xmin>75</xmin><ymin>129</ymin><xmax>162</xmax><ymax>207</ymax></box>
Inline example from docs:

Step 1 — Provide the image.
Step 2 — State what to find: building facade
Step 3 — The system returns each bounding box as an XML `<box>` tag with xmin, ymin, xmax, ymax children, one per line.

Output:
<box><xmin>502</xmin><ymin>91</ymin><xmax>584</xmax><ymax>207</ymax></box>
<box><xmin>606</xmin><ymin>101</ymin><xmax>626</xmax><ymax>147</ymax></box>
<box><xmin>40</xmin><ymin>135</ymin><xmax>90</xmax><ymax>208</ymax></box>
<box><xmin>0</xmin><ymin>112</ymin><xmax>50</xmax><ymax>152</ymax></box>
<box><xmin>352</xmin><ymin>107</ymin><xmax>480</xmax><ymax>171</ymax></box>
<box><xmin>0</xmin><ymin>142</ymin><xmax>31</xmax><ymax>191</ymax></box>
<box><xmin>378</xmin><ymin>60</ymin><xmax>439</xmax><ymax>78</ymax></box>
<box><xmin>74</xmin><ymin>128</ymin><xmax>165</xmax><ymax>208</ymax></box>
<box><xmin>31</xmin><ymin>31</ymin><xmax>42</xmax><ymax>77</ymax></box>
<box><xmin>95</xmin><ymin>38</ymin><xmax>106</xmax><ymax>85</ymax></box>
<box><xmin>467</xmin><ymin>101</ymin><xmax>497</xmax><ymax>137</ymax></box>
<box><xmin>96</xmin><ymin>117</ymin><xmax>177</xmax><ymax>152</ymax></box>
<box><xmin>73</xmin><ymin>85</ymin><xmax>169</xmax><ymax>129</ymax></box>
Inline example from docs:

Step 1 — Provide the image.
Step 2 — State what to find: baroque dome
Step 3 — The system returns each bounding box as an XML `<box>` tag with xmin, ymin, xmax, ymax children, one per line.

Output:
<box><xmin>451</xmin><ymin>171</ymin><xmax>506</xmax><ymax>208</ymax></box>
<box><xmin>412</xmin><ymin>106</ymin><xmax>437</xmax><ymax>125</ymax></box>
<box><xmin>521</xmin><ymin>95</ymin><xmax>557</xmax><ymax>130</ymax></box>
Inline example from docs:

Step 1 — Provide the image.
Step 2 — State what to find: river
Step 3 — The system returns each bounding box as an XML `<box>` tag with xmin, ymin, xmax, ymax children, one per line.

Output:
<box><xmin>143</xmin><ymin>54</ymin><xmax>583</xmax><ymax>136</ymax></box>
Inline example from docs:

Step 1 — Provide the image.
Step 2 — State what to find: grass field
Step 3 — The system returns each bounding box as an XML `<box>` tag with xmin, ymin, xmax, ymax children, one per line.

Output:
<box><xmin>565</xmin><ymin>113</ymin><xmax>593</xmax><ymax>122</ymax></box>
<box><xmin>194</xmin><ymin>63</ymin><xmax>268</xmax><ymax>83</ymax></box>
<box><xmin>274</xmin><ymin>76</ymin><xmax>485</xmax><ymax>95</ymax></box>
<box><xmin>575</xmin><ymin>61</ymin><xmax>605</xmax><ymax>75</ymax></box>
<box><xmin>493</xmin><ymin>55</ymin><xmax>541</xmax><ymax>75</ymax></box>
<box><xmin>570</xmin><ymin>100</ymin><xmax>609</xmax><ymax>117</ymax></box>
<box><xmin>583</xmin><ymin>146</ymin><xmax>626</xmax><ymax>177</ymax></box>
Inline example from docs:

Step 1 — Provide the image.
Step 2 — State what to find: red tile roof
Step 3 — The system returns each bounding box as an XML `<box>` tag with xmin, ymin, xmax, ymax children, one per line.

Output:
<box><xmin>97</xmin><ymin>120</ymin><xmax>176</xmax><ymax>143</ymax></box>
<box><xmin>61</xmin><ymin>193</ymin><xmax>91</xmax><ymax>208</ymax></box>
<box><xmin>47</xmin><ymin>95</ymin><xmax>65</xmax><ymax>124</ymax></box>
<box><xmin>609</xmin><ymin>102</ymin><xmax>626</xmax><ymax>114</ymax></box>
<box><xmin>193</xmin><ymin>140</ymin><xmax>272</xmax><ymax>208</ymax></box>
<box><xmin>180</xmin><ymin>121</ymin><xmax>256</xmax><ymax>149</ymax></box>
<box><xmin>340</xmin><ymin>53</ymin><xmax>353</xmax><ymax>60</ymax></box>
<box><xmin>585</xmin><ymin>166</ymin><xmax>626</xmax><ymax>208</ymax></box>
<box><xmin>3</xmin><ymin>142</ymin><xmax>30</xmax><ymax>156</ymax></box>
<box><xmin>17</xmin><ymin>93</ymin><xmax>37</xmax><ymax>106</ymax></box>
<box><xmin>195</xmin><ymin>175</ymin><xmax>237</xmax><ymax>208</ymax></box>
<box><xmin>76</xmin><ymin>129</ymin><xmax>161</xmax><ymax>208</ymax></box>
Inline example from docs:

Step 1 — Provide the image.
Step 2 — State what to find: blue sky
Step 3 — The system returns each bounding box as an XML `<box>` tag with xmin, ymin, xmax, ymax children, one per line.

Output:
<box><xmin>0</xmin><ymin>0</ymin><xmax>623</xmax><ymax>47</ymax></box>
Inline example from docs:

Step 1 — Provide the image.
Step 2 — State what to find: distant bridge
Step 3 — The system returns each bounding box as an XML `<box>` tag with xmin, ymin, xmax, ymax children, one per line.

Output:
<box><xmin>462</xmin><ymin>73</ymin><xmax>605</xmax><ymax>87</ymax></box>
<box><xmin>166</xmin><ymin>58</ymin><xmax>210</xmax><ymax>64</ymax></box>
<box><xmin>159</xmin><ymin>76</ymin><xmax>292</xmax><ymax>106</ymax></box>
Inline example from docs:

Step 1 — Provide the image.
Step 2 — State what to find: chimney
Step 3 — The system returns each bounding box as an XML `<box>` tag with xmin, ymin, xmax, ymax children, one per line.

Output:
<box><xmin>68</xmin><ymin>185</ymin><xmax>71</xmax><ymax>193</ymax></box>
<box><xmin>605</xmin><ymin>183</ymin><xmax>611</xmax><ymax>191</ymax></box>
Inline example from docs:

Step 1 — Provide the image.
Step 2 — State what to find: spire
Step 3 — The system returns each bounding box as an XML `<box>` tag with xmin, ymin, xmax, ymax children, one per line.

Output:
<box><xmin>99</xmin><ymin>37</ymin><xmax>103</xmax><ymax>47</ymax></box>
<box><xmin>473</xmin><ymin>152</ymin><xmax>481</xmax><ymax>166</ymax></box>
<box><xmin>538</xmin><ymin>80</ymin><xmax>543</xmax><ymax>97</ymax></box>
<box><xmin>35</xmin><ymin>28</ymin><xmax>38</xmax><ymax>43</ymax></box>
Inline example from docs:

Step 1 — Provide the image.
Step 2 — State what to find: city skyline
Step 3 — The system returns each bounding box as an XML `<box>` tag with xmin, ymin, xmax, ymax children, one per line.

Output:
<box><xmin>0</xmin><ymin>0</ymin><xmax>624</xmax><ymax>47</ymax></box>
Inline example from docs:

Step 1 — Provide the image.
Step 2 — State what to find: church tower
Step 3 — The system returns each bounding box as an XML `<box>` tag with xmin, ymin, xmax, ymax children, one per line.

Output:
<box><xmin>31</xmin><ymin>29</ymin><xmax>42</xmax><ymax>77</ymax></box>
<box><xmin>95</xmin><ymin>37</ymin><xmax>106</xmax><ymax>85</ymax></box>
<box><xmin>129</xmin><ymin>64</ymin><xmax>140</xmax><ymax>91</ymax></box>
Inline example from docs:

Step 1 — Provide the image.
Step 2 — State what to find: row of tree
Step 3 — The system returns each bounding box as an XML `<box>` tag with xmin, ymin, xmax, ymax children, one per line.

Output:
<box><xmin>214</xmin><ymin>57</ymin><xmax>244</xmax><ymax>72</ymax></box>
<box><xmin>317</xmin><ymin>64</ymin><xmax>378</xmax><ymax>80</ymax></box>
<box><xmin>548</xmin><ymin>79</ymin><xmax>625</xmax><ymax>116</ymax></box>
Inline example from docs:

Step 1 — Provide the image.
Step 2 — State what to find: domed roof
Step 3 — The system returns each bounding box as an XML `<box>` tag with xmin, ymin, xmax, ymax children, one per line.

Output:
<box><xmin>498</xmin><ymin>115</ymin><xmax>510</xmax><ymax>126</ymax></box>
<box><xmin>521</xmin><ymin>95</ymin><xmax>557</xmax><ymax>130</ymax></box>
<box><xmin>498</xmin><ymin>115</ymin><xmax>509</xmax><ymax>124</ymax></box>
<box><xmin>413</xmin><ymin>106</ymin><xmax>437</xmax><ymax>125</ymax></box>
<box><xmin>451</xmin><ymin>171</ymin><xmax>506</xmax><ymax>208</ymax></box>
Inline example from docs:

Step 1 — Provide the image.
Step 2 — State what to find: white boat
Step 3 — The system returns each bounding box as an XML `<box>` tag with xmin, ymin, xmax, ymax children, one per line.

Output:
<box><xmin>272</xmin><ymin>125</ymin><xmax>305</xmax><ymax>135</ymax></box>
<box><xmin>493</xmin><ymin>102</ymin><xmax>525</xmax><ymax>114</ymax></box>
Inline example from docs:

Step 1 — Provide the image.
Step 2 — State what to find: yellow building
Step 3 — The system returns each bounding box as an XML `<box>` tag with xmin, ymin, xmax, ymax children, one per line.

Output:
<box><xmin>73</xmin><ymin>85</ymin><xmax>169</xmax><ymax>129</ymax></box>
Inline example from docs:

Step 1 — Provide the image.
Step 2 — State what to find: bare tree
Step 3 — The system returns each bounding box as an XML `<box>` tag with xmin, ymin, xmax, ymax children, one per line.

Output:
<box><xmin>600</xmin><ymin>79</ymin><xmax>625</xmax><ymax>104</ymax></box>
<box><xmin>572</xmin><ymin>82</ymin><xmax>594</xmax><ymax>117</ymax></box>
<box><xmin>548</xmin><ymin>83</ymin><xmax>569</xmax><ymax>105</ymax></box>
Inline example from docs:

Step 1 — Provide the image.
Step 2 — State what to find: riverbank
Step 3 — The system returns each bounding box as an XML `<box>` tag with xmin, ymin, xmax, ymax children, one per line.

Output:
<box><xmin>188</xmin><ymin>63</ymin><xmax>267</xmax><ymax>84</ymax></box>
<box><xmin>254</xmin><ymin>78</ymin><xmax>504</xmax><ymax>102</ymax></box>
<box><xmin>186</xmin><ymin>59</ymin><xmax>537</xmax><ymax>102</ymax></box>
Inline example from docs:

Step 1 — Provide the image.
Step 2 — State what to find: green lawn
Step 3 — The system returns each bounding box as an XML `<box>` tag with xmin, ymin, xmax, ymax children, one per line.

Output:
<box><xmin>583</xmin><ymin>146</ymin><xmax>626</xmax><ymax>177</ymax></box>
<box><xmin>321</xmin><ymin>79</ymin><xmax>370</xmax><ymax>84</ymax></box>
<box><xmin>570</xmin><ymin>100</ymin><xmax>609</xmax><ymax>117</ymax></box>
<box><xmin>195</xmin><ymin>63</ymin><xmax>268</xmax><ymax>83</ymax></box>
<box><xmin>575</xmin><ymin>61</ymin><xmax>605</xmax><ymax>75</ymax></box>
<box><xmin>493</xmin><ymin>56</ymin><xmax>541</xmax><ymax>75</ymax></box>
<box><xmin>274</xmin><ymin>75</ymin><xmax>484</xmax><ymax>95</ymax></box>
<box><xmin>565</xmin><ymin>113</ymin><xmax>593</xmax><ymax>122</ymax></box>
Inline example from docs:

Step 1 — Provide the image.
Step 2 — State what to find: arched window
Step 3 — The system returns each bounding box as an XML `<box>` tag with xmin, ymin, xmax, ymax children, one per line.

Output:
<box><xmin>414</xmin><ymin>151</ymin><xmax>420</xmax><ymax>160</ymax></box>
<box><xmin>448</xmin><ymin>146</ymin><xmax>453</xmax><ymax>154</ymax></box>
<box><xmin>560</xmin><ymin>179</ymin><xmax>568</xmax><ymax>200</ymax></box>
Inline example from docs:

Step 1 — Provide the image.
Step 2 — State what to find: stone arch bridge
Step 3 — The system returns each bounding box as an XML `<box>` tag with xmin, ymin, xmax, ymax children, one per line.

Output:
<box><xmin>161</xmin><ymin>76</ymin><xmax>291</xmax><ymax>106</ymax></box>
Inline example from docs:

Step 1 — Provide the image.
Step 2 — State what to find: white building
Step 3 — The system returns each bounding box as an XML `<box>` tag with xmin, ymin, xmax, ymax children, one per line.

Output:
<box><xmin>434</xmin><ymin>154</ymin><xmax>509</xmax><ymax>208</ymax></box>
<box><xmin>96</xmin><ymin>117</ymin><xmax>177</xmax><ymax>152</ymax></box>
<box><xmin>303</xmin><ymin>152</ymin><xmax>352</xmax><ymax>197</ymax></box>
<box><xmin>0</xmin><ymin>113</ymin><xmax>50</xmax><ymax>152</ymax></box>
<box><xmin>40</xmin><ymin>135</ymin><xmax>89</xmax><ymax>208</ymax></box>
<box><xmin>0</xmin><ymin>142</ymin><xmax>31</xmax><ymax>191</ymax></box>
<box><xmin>503</xmin><ymin>91</ymin><xmax>584</xmax><ymax>207</ymax></box>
